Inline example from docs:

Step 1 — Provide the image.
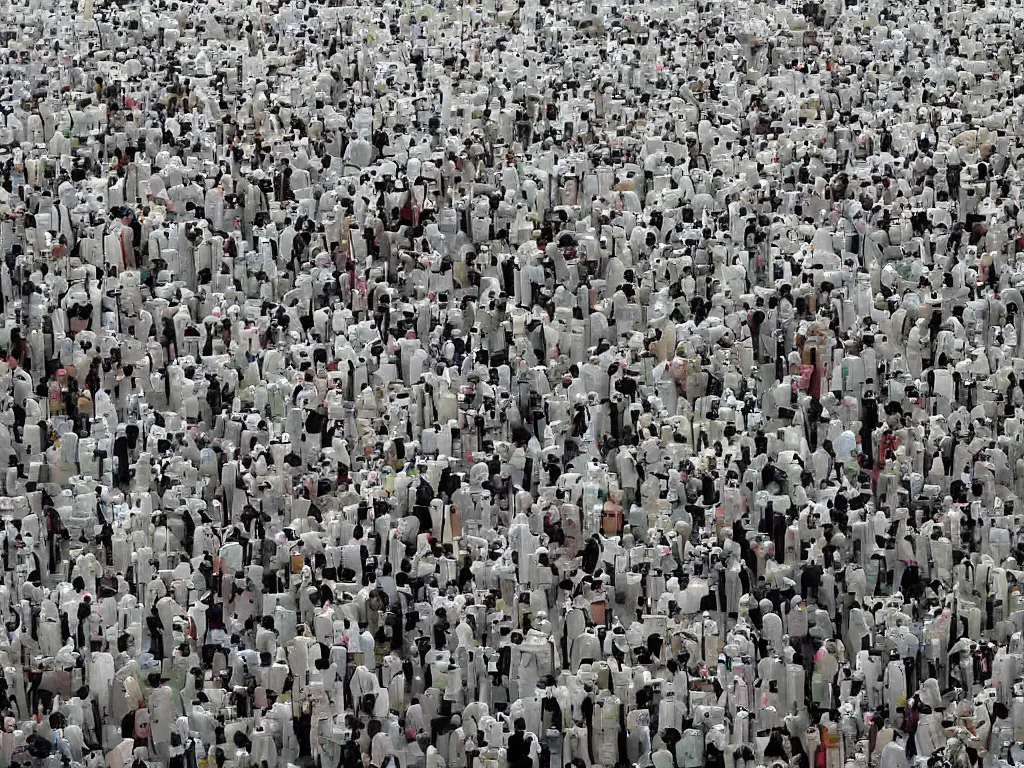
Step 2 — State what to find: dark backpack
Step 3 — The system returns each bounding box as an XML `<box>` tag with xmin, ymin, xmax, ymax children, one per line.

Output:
<box><xmin>27</xmin><ymin>734</ymin><xmax>52</xmax><ymax>758</ymax></box>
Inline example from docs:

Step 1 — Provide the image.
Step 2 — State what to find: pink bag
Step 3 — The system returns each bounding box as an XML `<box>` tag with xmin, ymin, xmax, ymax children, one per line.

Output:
<box><xmin>792</xmin><ymin>364</ymin><xmax>814</xmax><ymax>392</ymax></box>
<box><xmin>134</xmin><ymin>708</ymin><xmax>151</xmax><ymax>740</ymax></box>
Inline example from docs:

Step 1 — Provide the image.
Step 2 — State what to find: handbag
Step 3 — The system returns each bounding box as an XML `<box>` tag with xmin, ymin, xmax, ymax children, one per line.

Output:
<box><xmin>135</xmin><ymin>708</ymin><xmax>151</xmax><ymax>740</ymax></box>
<box><xmin>793</xmin><ymin>364</ymin><xmax>814</xmax><ymax>392</ymax></box>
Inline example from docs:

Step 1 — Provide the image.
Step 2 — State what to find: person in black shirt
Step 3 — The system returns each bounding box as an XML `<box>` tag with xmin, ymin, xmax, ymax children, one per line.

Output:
<box><xmin>508</xmin><ymin>718</ymin><xmax>534</xmax><ymax>768</ymax></box>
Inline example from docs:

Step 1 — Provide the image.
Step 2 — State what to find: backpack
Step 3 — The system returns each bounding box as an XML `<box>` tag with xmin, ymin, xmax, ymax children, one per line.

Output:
<box><xmin>27</xmin><ymin>734</ymin><xmax>52</xmax><ymax>758</ymax></box>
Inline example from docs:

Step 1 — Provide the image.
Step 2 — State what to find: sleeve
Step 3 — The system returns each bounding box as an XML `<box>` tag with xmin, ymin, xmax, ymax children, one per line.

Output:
<box><xmin>54</xmin><ymin>734</ymin><xmax>73</xmax><ymax>759</ymax></box>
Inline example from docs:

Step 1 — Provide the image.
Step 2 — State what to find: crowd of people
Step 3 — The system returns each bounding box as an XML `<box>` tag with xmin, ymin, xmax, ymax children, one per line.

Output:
<box><xmin>0</xmin><ymin>0</ymin><xmax>1022</xmax><ymax>766</ymax></box>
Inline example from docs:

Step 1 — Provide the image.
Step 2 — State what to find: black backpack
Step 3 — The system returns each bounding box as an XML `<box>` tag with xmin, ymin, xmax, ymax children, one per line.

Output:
<box><xmin>27</xmin><ymin>734</ymin><xmax>52</xmax><ymax>758</ymax></box>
